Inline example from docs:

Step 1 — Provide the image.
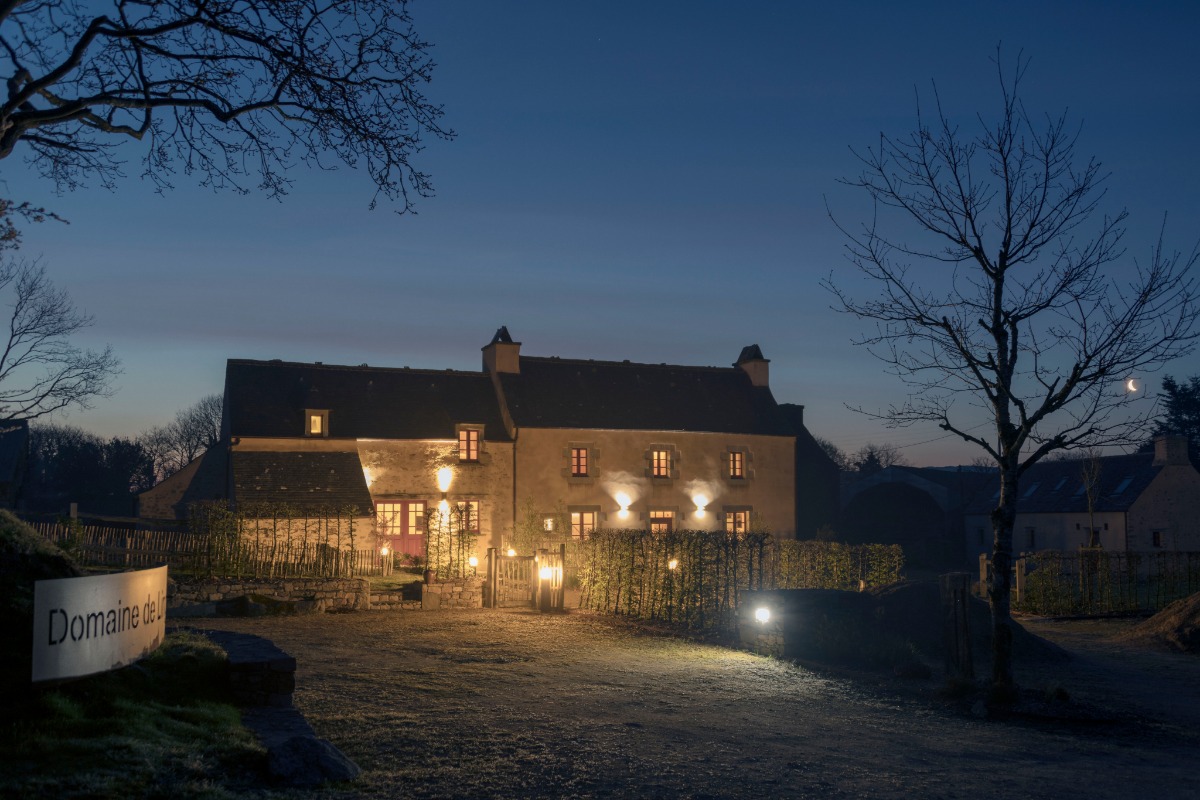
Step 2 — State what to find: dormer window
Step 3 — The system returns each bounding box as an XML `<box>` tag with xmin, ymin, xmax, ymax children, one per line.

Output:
<box><xmin>458</xmin><ymin>427</ymin><xmax>482</xmax><ymax>462</ymax></box>
<box><xmin>306</xmin><ymin>409</ymin><xmax>329</xmax><ymax>437</ymax></box>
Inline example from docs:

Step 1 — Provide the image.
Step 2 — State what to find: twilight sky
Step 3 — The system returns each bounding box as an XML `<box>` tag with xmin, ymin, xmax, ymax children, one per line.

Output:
<box><xmin>3</xmin><ymin>1</ymin><xmax>1199</xmax><ymax>466</ymax></box>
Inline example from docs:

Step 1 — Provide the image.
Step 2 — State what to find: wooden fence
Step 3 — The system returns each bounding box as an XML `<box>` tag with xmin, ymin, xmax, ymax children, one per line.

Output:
<box><xmin>32</xmin><ymin>520</ymin><xmax>390</xmax><ymax>579</ymax></box>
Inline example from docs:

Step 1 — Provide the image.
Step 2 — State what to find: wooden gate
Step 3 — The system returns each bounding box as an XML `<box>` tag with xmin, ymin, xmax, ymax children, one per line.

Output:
<box><xmin>485</xmin><ymin>545</ymin><xmax>565</xmax><ymax>611</ymax></box>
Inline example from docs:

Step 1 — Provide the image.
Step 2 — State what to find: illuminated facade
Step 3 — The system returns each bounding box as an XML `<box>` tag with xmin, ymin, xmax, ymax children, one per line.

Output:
<box><xmin>142</xmin><ymin>328</ymin><xmax>838</xmax><ymax>556</ymax></box>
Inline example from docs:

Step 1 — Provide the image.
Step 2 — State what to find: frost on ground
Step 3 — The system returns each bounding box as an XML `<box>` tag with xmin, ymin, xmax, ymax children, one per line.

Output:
<box><xmin>193</xmin><ymin>609</ymin><xmax>1200</xmax><ymax>799</ymax></box>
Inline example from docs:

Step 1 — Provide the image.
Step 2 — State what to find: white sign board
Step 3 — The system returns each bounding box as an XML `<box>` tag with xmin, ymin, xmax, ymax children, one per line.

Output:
<box><xmin>32</xmin><ymin>565</ymin><xmax>168</xmax><ymax>682</ymax></box>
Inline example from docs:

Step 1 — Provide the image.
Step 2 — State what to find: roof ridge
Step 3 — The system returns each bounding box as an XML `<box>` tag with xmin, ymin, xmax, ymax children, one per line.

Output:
<box><xmin>520</xmin><ymin>355</ymin><xmax>738</xmax><ymax>372</ymax></box>
<box><xmin>227</xmin><ymin>358</ymin><xmax>487</xmax><ymax>378</ymax></box>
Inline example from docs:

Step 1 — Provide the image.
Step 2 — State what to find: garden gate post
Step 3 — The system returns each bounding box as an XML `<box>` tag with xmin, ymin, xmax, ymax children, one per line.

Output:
<box><xmin>485</xmin><ymin>547</ymin><xmax>497</xmax><ymax>608</ymax></box>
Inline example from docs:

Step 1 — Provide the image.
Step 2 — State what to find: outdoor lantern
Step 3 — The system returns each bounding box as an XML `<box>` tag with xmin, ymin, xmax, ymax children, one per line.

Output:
<box><xmin>668</xmin><ymin>558</ymin><xmax>678</xmax><ymax>571</ymax></box>
<box><xmin>754</xmin><ymin>607</ymin><xmax>771</xmax><ymax>624</ymax></box>
<box><xmin>436</xmin><ymin>466</ymin><xmax>453</xmax><ymax>493</ymax></box>
<box><xmin>380</xmin><ymin>545</ymin><xmax>390</xmax><ymax>557</ymax></box>
<box><xmin>539</xmin><ymin>566</ymin><xmax>553</xmax><ymax>581</ymax></box>
<box><xmin>468</xmin><ymin>556</ymin><xmax>478</xmax><ymax>568</ymax></box>
<box><xmin>506</xmin><ymin>548</ymin><xmax>516</xmax><ymax>557</ymax></box>
<box><xmin>692</xmin><ymin>493</ymin><xmax>709</xmax><ymax>518</ymax></box>
<box><xmin>615</xmin><ymin>491</ymin><xmax>632</xmax><ymax>519</ymax></box>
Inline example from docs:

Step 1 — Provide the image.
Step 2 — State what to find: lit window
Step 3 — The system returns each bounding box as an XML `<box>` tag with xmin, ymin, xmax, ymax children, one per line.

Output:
<box><xmin>458</xmin><ymin>429</ymin><xmax>480</xmax><ymax>462</ymax></box>
<box><xmin>571</xmin><ymin>510</ymin><xmax>598</xmax><ymax>538</ymax></box>
<box><xmin>377</xmin><ymin>501</ymin><xmax>425</xmax><ymax>536</ymax></box>
<box><xmin>306</xmin><ymin>409</ymin><xmax>329</xmax><ymax>437</ymax></box>
<box><xmin>729</xmin><ymin>451</ymin><xmax>745</xmax><ymax>480</ymax></box>
<box><xmin>649</xmin><ymin>510</ymin><xmax>674</xmax><ymax>533</ymax></box>
<box><xmin>651</xmin><ymin>450</ymin><xmax>672</xmax><ymax>478</ymax></box>
<box><xmin>725</xmin><ymin>510</ymin><xmax>750</xmax><ymax>534</ymax></box>
<box><xmin>571</xmin><ymin>447</ymin><xmax>589</xmax><ymax>477</ymax></box>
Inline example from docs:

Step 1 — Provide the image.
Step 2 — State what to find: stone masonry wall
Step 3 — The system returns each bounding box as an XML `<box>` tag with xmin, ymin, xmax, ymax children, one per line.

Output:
<box><xmin>171</xmin><ymin>577</ymin><xmax>370</xmax><ymax>611</ymax></box>
<box><xmin>421</xmin><ymin>577</ymin><xmax>484</xmax><ymax>610</ymax></box>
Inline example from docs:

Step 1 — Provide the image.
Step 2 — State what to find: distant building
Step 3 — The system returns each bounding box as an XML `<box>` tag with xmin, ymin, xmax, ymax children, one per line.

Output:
<box><xmin>0</xmin><ymin>419</ymin><xmax>28</xmax><ymax>509</ymax></box>
<box><xmin>963</xmin><ymin>436</ymin><xmax>1200</xmax><ymax>558</ymax></box>
<box><xmin>840</xmin><ymin>464</ymin><xmax>995</xmax><ymax>569</ymax></box>
<box><xmin>140</xmin><ymin>329</ymin><xmax>838</xmax><ymax>557</ymax></box>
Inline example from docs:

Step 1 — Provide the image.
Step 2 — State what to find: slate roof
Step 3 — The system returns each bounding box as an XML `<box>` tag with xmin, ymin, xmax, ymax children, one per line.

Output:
<box><xmin>232</xmin><ymin>451</ymin><xmax>373</xmax><ymax>511</ymax></box>
<box><xmin>962</xmin><ymin>452</ymin><xmax>1162</xmax><ymax>515</ymax></box>
<box><xmin>225</xmin><ymin>360</ymin><xmax>510</xmax><ymax>441</ymax></box>
<box><xmin>496</xmin><ymin>356</ymin><xmax>792</xmax><ymax>435</ymax></box>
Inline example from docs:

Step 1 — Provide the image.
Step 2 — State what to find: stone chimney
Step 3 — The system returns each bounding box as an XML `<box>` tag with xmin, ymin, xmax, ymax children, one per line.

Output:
<box><xmin>734</xmin><ymin>344</ymin><xmax>769</xmax><ymax>387</ymax></box>
<box><xmin>1153</xmin><ymin>434</ymin><xmax>1190</xmax><ymax>467</ymax></box>
<box><xmin>482</xmin><ymin>326</ymin><xmax>521</xmax><ymax>374</ymax></box>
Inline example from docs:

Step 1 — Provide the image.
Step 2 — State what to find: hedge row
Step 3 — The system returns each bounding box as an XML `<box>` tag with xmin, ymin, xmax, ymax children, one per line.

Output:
<box><xmin>577</xmin><ymin>529</ymin><xmax>904</xmax><ymax>634</ymax></box>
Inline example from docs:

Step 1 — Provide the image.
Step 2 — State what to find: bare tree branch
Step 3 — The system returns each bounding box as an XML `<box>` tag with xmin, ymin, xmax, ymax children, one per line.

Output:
<box><xmin>824</xmin><ymin>47</ymin><xmax>1200</xmax><ymax>695</ymax></box>
<box><xmin>0</xmin><ymin>255</ymin><xmax>118</xmax><ymax>421</ymax></box>
<box><xmin>1</xmin><ymin>0</ymin><xmax>453</xmax><ymax>210</ymax></box>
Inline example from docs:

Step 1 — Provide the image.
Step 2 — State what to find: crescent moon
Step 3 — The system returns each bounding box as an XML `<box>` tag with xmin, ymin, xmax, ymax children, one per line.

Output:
<box><xmin>1127</xmin><ymin>379</ymin><xmax>1137</xmax><ymax>392</ymax></box>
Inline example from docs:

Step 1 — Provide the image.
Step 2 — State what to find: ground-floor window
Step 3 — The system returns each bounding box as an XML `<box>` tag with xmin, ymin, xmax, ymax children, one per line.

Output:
<box><xmin>571</xmin><ymin>508</ymin><xmax>599</xmax><ymax>538</ymax></box>
<box><xmin>649</xmin><ymin>509</ymin><xmax>675</xmax><ymax>534</ymax></box>
<box><xmin>724</xmin><ymin>508</ymin><xmax>750</xmax><ymax>534</ymax></box>
<box><xmin>377</xmin><ymin>501</ymin><xmax>426</xmax><ymax>557</ymax></box>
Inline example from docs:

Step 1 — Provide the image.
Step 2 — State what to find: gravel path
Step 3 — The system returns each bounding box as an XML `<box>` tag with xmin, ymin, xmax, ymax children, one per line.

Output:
<box><xmin>191</xmin><ymin>610</ymin><xmax>1200</xmax><ymax>799</ymax></box>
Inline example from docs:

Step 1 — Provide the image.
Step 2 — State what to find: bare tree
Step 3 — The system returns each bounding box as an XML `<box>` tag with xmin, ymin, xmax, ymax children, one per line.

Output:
<box><xmin>826</xmin><ymin>50</ymin><xmax>1200</xmax><ymax>696</ymax></box>
<box><xmin>850</xmin><ymin>442</ymin><xmax>909</xmax><ymax>476</ymax></box>
<box><xmin>1</xmin><ymin>0</ymin><xmax>452</xmax><ymax>209</ymax></box>
<box><xmin>813</xmin><ymin>435</ymin><xmax>850</xmax><ymax>471</ymax></box>
<box><xmin>0</xmin><ymin>257</ymin><xmax>117</xmax><ymax>420</ymax></box>
<box><xmin>142</xmin><ymin>392</ymin><xmax>222</xmax><ymax>481</ymax></box>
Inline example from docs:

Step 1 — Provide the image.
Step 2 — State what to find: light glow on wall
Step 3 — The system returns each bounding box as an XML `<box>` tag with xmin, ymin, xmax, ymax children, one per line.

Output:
<box><xmin>436</xmin><ymin>467</ymin><xmax>454</xmax><ymax>492</ymax></box>
<box><xmin>692</xmin><ymin>493</ymin><xmax>709</xmax><ymax>518</ymax></box>
<box><xmin>754</xmin><ymin>607</ymin><xmax>771</xmax><ymax>624</ymax></box>
<box><xmin>615</xmin><ymin>491</ymin><xmax>632</xmax><ymax>519</ymax></box>
<box><xmin>362</xmin><ymin>467</ymin><xmax>374</xmax><ymax>488</ymax></box>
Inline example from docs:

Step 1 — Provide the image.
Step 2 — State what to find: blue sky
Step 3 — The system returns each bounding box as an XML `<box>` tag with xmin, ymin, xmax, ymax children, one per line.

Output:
<box><xmin>3</xmin><ymin>1</ymin><xmax>1198</xmax><ymax>465</ymax></box>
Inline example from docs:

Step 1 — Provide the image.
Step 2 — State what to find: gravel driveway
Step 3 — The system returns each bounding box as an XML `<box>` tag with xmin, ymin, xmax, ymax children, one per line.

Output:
<box><xmin>192</xmin><ymin>609</ymin><xmax>1200</xmax><ymax>799</ymax></box>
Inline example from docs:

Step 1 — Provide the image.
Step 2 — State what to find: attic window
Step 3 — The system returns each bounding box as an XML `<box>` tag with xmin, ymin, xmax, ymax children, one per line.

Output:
<box><xmin>1111</xmin><ymin>476</ymin><xmax>1133</xmax><ymax>495</ymax></box>
<box><xmin>1021</xmin><ymin>482</ymin><xmax>1041</xmax><ymax>499</ymax></box>
<box><xmin>306</xmin><ymin>409</ymin><xmax>329</xmax><ymax>437</ymax></box>
<box><xmin>1052</xmin><ymin>477</ymin><xmax>1067</xmax><ymax>492</ymax></box>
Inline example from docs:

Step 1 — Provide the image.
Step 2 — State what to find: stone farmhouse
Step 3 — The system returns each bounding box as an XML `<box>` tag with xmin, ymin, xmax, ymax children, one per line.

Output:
<box><xmin>963</xmin><ymin>435</ymin><xmax>1200</xmax><ymax>561</ymax></box>
<box><xmin>140</xmin><ymin>328</ymin><xmax>837</xmax><ymax>558</ymax></box>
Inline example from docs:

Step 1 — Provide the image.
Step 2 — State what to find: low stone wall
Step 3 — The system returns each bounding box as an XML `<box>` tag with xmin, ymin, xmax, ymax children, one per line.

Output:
<box><xmin>171</xmin><ymin>577</ymin><xmax>370</xmax><ymax>612</ymax></box>
<box><xmin>422</xmin><ymin>577</ymin><xmax>484</xmax><ymax>610</ymax></box>
<box><xmin>370</xmin><ymin>591</ymin><xmax>422</xmax><ymax>611</ymax></box>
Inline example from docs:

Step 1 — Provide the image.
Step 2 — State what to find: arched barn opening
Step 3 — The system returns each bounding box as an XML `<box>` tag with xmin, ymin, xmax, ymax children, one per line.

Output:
<box><xmin>840</xmin><ymin>482</ymin><xmax>949</xmax><ymax>570</ymax></box>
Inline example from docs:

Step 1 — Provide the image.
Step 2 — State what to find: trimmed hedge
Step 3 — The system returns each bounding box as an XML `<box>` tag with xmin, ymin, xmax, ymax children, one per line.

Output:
<box><xmin>577</xmin><ymin>529</ymin><xmax>903</xmax><ymax>634</ymax></box>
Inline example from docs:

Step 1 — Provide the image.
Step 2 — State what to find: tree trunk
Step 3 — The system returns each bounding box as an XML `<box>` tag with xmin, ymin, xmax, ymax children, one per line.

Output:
<box><xmin>988</xmin><ymin>465</ymin><xmax>1018</xmax><ymax>697</ymax></box>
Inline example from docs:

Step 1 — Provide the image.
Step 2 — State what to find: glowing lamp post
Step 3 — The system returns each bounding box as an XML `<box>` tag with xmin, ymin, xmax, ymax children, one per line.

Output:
<box><xmin>668</xmin><ymin>558</ymin><xmax>678</xmax><ymax>571</ymax></box>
